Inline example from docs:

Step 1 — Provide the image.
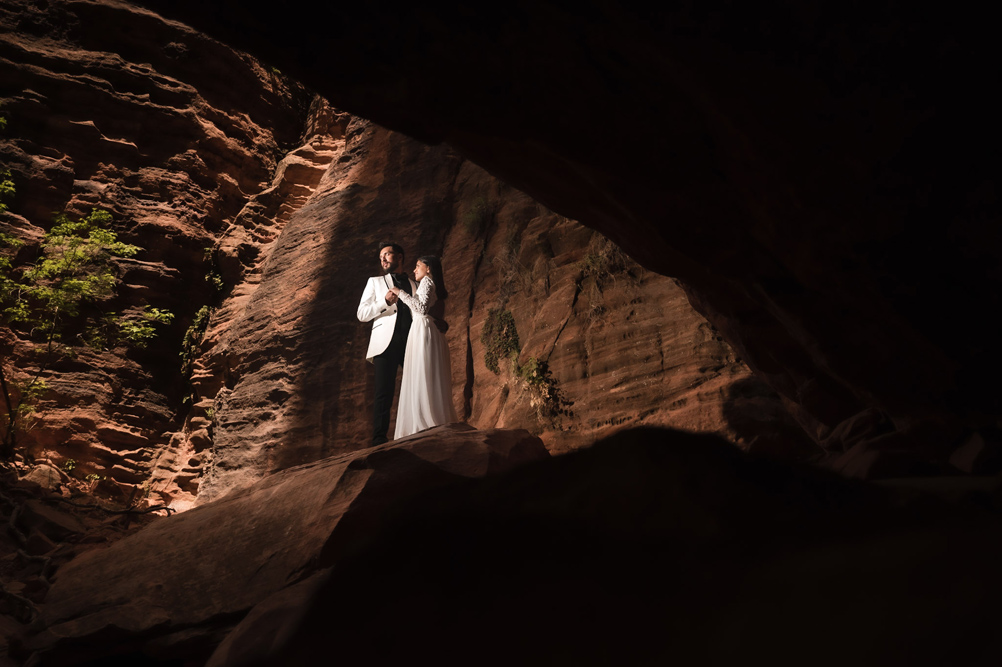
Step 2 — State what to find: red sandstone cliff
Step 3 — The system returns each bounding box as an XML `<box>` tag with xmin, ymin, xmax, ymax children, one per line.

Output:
<box><xmin>0</xmin><ymin>0</ymin><xmax>331</xmax><ymax>496</ymax></box>
<box><xmin>161</xmin><ymin>117</ymin><xmax>807</xmax><ymax>505</ymax></box>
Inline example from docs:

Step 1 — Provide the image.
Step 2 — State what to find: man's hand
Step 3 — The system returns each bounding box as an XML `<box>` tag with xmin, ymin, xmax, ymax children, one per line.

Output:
<box><xmin>385</xmin><ymin>290</ymin><xmax>398</xmax><ymax>305</ymax></box>
<box><xmin>434</xmin><ymin>317</ymin><xmax>449</xmax><ymax>334</ymax></box>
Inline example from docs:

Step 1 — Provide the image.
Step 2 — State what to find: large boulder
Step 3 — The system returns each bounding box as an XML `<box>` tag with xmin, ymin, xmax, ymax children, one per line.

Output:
<box><xmin>223</xmin><ymin>427</ymin><xmax>1002</xmax><ymax>667</ymax></box>
<box><xmin>15</xmin><ymin>424</ymin><xmax>548</xmax><ymax>665</ymax></box>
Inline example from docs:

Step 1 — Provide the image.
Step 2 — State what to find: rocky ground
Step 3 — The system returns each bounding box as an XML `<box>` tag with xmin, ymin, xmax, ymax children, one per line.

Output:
<box><xmin>0</xmin><ymin>461</ymin><xmax>166</xmax><ymax>665</ymax></box>
<box><xmin>5</xmin><ymin>424</ymin><xmax>549</xmax><ymax>666</ymax></box>
<box><xmin>3</xmin><ymin>426</ymin><xmax>1002</xmax><ymax>666</ymax></box>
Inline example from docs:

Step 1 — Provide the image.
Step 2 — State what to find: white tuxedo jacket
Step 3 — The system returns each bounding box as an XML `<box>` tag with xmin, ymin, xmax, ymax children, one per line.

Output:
<box><xmin>357</xmin><ymin>274</ymin><xmax>418</xmax><ymax>362</ymax></box>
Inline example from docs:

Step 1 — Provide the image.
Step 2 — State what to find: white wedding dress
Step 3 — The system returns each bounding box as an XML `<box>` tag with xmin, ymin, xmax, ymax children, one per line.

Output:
<box><xmin>393</xmin><ymin>275</ymin><xmax>458</xmax><ymax>439</ymax></box>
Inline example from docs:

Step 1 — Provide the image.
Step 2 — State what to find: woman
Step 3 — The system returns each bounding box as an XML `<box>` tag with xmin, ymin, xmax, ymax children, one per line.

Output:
<box><xmin>389</xmin><ymin>255</ymin><xmax>458</xmax><ymax>438</ymax></box>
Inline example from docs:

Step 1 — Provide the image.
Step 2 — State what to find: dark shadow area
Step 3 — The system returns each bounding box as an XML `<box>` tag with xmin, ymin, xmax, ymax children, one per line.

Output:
<box><xmin>250</xmin><ymin>427</ymin><xmax>1002</xmax><ymax>666</ymax></box>
<box><xmin>721</xmin><ymin>375</ymin><xmax>822</xmax><ymax>462</ymax></box>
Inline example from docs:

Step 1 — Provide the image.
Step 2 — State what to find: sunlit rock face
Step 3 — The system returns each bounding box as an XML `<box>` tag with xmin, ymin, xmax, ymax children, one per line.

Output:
<box><xmin>187</xmin><ymin>116</ymin><xmax>803</xmax><ymax>504</ymax></box>
<box><xmin>139</xmin><ymin>0</ymin><xmax>1002</xmax><ymax>474</ymax></box>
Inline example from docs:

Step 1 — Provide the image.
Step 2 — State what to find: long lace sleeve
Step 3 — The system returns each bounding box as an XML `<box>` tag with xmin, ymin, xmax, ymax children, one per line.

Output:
<box><xmin>397</xmin><ymin>276</ymin><xmax>436</xmax><ymax>315</ymax></box>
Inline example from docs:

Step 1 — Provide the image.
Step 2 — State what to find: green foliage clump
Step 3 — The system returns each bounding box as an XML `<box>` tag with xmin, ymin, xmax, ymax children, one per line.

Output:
<box><xmin>206</xmin><ymin>271</ymin><xmax>224</xmax><ymax>292</ymax></box>
<box><xmin>1</xmin><ymin>206</ymin><xmax>174</xmax><ymax>460</ymax></box>
<box><xmin>0</xmin><ymin>170</ymin><xmax>14</xmax><ymax>215</ymax></box>
<box><xmin>1</xmin><ymin>208</ymin><xmax>176</xmax><ymax>347</ymax></box>
<box><xmin>517</xmin><ymin>356</ymin><xmax>574</xmax><ymax>424</ymax></box>
<box><xmin>0</xmin><ymin>234</ymin><xmax>23</xmax><ymax>304</ymax></box>
<box><xmin>100</xmin><ymin>307</ymin><xmax>175</xmax><ymax>349</ymax></box>
<box><xmin>4</xmin><ymin>210</ymin><xmax>139</xmax><ymax>332</ymax></box>
<box><xmin>478</xmin><ymin>307</ymin><xmax>572</xmax><ymax>426</ymax></box>
<box><xmin>2</xmin><ymin>377</ymin><xmax>47</xmax><ymax>445</ymax></box>
<box><xmin>480</xmin><ymin>307</ymin><xmax>519</xmax><ymax>374</ymax></box>
<box><xmin>180</xmin><ymin>304</ymin><xmax>214</xmax><ymax>377</ymax></box>
<box><xmin>202</xmin><ymin>247</ymin><xmax>225</xmax><ymax>294</ymax></box>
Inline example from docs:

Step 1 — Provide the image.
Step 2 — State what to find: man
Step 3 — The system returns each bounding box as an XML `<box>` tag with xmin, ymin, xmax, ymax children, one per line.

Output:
<box><xmin>357</xmin><ymin>242</ymin><xmax>417</xmax><ymax>445</ymax></box>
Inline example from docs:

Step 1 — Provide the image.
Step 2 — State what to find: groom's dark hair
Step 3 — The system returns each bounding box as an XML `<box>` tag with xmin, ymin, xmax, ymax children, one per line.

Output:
<box><xmin>378</xmin><ymin>241</ymin><xmax>404</xmax><ymax>256</ymax></box>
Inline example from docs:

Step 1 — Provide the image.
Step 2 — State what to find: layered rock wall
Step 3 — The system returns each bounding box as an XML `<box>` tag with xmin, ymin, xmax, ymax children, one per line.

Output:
<box><xmin>180</xmin><ymin>116</ymin><xmax>804</xmax><ymax>503</ymax></box>
<box><xmin>0</xmin><ymin>0</ymin><xmax>328</xmax><ymax>493</ymax></box>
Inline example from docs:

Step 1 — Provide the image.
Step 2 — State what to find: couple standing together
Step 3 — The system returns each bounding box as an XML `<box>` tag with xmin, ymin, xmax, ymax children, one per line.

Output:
<box><xmin>357</xmin><ymin>242</ymin><xmax>458</xmax><ymax>445</ymax></box>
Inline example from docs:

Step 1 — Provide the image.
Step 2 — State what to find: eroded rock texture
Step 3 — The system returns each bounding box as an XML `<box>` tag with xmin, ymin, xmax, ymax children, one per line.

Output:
<box><xmin>0</xmin><ymin>0</ymin><xmax>341</xmax><ymax>495</ymax></box>
<box><xmin>140</xmin><ymin>0</ymin><xmax>1002</xmax><ymax>474</ymax></box>
<box><xmin>183</xmin><ymin>116</ymin><xmax>799</xmax><ymax>504</ymax></box>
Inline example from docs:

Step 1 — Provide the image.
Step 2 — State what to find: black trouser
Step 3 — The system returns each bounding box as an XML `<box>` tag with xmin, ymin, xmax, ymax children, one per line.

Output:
<box><xmin>372</xmin><ymin>330</ymin><xmax>408</xmax><ymax>444</ymax></box>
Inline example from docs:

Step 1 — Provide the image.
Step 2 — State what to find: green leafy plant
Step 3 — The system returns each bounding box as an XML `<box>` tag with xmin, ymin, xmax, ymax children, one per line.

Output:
<box><xmin>111</xmin><ymin>306</ymin><xmax>174</xmax><ymax>348</ymax></box>
<box><xmin>480</xmin><ymin>307</ymin><xmax>520</xmax><ymax>374</ymax></box>
<box><xmin>478</xmin><ymin>307</ymin><xmax>573</xmax><ymax>426</ymax></box>
<box><xmin>0</xmin><ymin>207</ymin><xmax>173</xmax><ymax>460</ymax></box>
<box><xmin>517</xmin><ymin>356</ymin><xmax>574</xmax><ymax>425</ymax></box>
<box><xmin>61</xmin><ymin>458</ymin><xmax>76</xmax><ymax>472</ymax></box>
<box><xmin>206</xmin><ymin>271</ymin><xmax>224</xmax><ymax>292</ymax></box>
<box><xmin>202</xmin><ymin>247</ymin><xmax>225</xmax><ymax>294</ymax></box>
<box><xmin>6</xmin><ymin>209</ymin><xmax>139</xmax><ymax>330</ymax></box>
<box><xmin>0</xmin><ymin>170</ymin><xmax>13</xmax><ymax>214</ymax></box>
<box><xmin>180</xmin><ymin>304</ymin><xmax>214</xmax><ymax>377</ymax></box>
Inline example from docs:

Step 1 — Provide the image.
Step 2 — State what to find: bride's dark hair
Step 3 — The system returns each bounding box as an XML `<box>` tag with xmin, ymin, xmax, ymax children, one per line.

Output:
<box><xmin>417</xmin><ymin>255</ymin><xmax>448</xmax><ymax>300</ymax></box>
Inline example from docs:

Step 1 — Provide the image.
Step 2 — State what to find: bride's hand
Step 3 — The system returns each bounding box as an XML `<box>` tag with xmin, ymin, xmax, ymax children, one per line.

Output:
<box><xmin>389</xmin><ymin>286</ymin><xmax>401</xmax><ymax>295</ymax></box>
